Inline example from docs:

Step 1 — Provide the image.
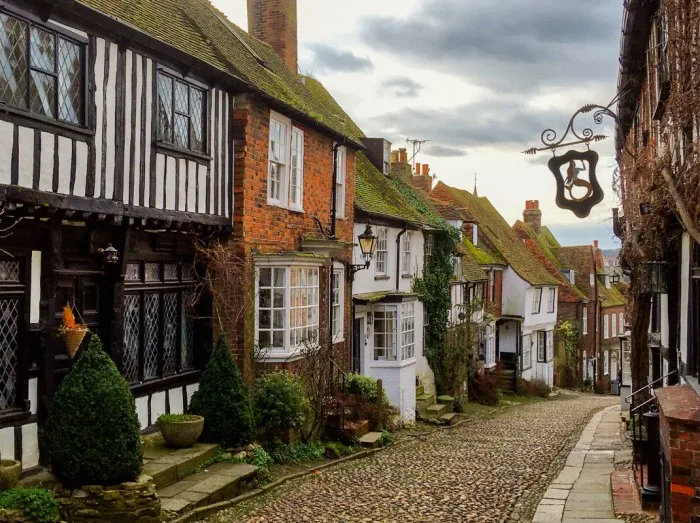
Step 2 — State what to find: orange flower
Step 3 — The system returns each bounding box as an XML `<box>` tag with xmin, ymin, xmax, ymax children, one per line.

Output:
<box><xmin>63</xmin><ymin>306</ymin><xmax>76</xmax><ymax>329</ymax></box>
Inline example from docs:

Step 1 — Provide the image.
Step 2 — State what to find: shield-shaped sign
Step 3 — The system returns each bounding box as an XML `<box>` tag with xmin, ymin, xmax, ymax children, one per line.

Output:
<box><xmin>547</xmin><ymin>149</ymin><xmax>604</xmax><ymax>218</ymax></box>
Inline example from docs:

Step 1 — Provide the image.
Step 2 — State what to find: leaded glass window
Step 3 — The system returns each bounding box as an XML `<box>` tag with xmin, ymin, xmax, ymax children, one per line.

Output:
<box><xmin>156</xmin><ymin>71</ymin><xmax>206</xmax><ymax>153</ymax></box>
<box><xmin>0</xmin><ymin>259</ymin><xmax>22</xmax><ymax>412</ymax></box>
<box><xmin>0</xmin><ymin>12</ymin><xmax>84</xmax><ymax>124</ymax></box>
<box><xmin>123</xmin><ymin>261</ymin><xmax>199</xmax><ymax>384</ymax></box>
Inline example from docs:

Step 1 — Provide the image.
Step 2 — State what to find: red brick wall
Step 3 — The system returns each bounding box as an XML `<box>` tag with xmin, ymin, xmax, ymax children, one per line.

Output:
<box><xmin>485</xmin><ymin>270</ymin><xmax>503</xmax><ymax>318</ymax></box>
<box><xmin>223</xmin><ymin>94</ymin><xmax>355</xmax><ymax>379</ymax></box>
<box><xmin>657</xmin><ymin>385</ymin><xmax>700</xmax><ymax>522</ymax></box>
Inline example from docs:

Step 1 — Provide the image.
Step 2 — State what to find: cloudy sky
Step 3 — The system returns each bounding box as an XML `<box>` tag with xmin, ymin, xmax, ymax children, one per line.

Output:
<box><xmin>212</xmin><ymin>0</ymin><xmax>624</xmax><ymax>249</ymax></box>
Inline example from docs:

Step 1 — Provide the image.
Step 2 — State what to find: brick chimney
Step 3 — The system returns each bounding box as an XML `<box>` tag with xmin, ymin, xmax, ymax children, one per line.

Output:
<box><xmin>593</xmin><ymin>240</ymin><xmax>599</xmax><ymax>249</ymax></box>
<box><xmin>390</xmin><ymin>148</ymin><xmax>412</xmax><ymax>184</ymax></box>
<box><xmin>412</xmin><ymin>163</ymin><xmax>431</xmax><ymax>193</ymax></box>
<box><xmin>247</xmin><ymin>0</ymin><xmax>298</xmax><ymax>73</ymax></box>
<box><xmin>523</xmin><ymin>200</ymin><xmax>542</xmax><ymax>233</ymax></box>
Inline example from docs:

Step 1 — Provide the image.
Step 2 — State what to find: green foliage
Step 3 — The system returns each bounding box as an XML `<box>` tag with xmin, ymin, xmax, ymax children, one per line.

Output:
<box><xmin>468</xmin><ymin>372</ymin><xmax>501</xmax><ymax>406</ymax></box>
<box><xmin>379</xmin><ymin>430</ymin><xmax>394</xmax><ymax>447</ymax></box>
<box><xmin>248</xmin><ymin>444</ymin><xmax>273</xmax><ymax>485</ymax></box>
<box><xmin>46</xmin><ymin>335</ymin><xmax>141</xmax><ymax>487</ymax></box>
<box><xmin>193</xmin><ymin>448</ymin><xmax>245</xmax><ymax>474</ymax></box>
<box><xmin>253</xmin><ymin>372</ymin><xmax>309</xmax><ymax>443</ymax></box>
<box><xmin>343</xmin><ymin>374</ymin><xmax>388</xmax><ymax>404</ymax></box>
<box><xmin>323</xmin><ymin>441</ymin><xmax>357</xmax><ymax>460</ymax></box>
<box><xmin>412</xmin><ymin>229</ymin><xmax>463</xmax><ymax>395</ymax></box>
<box><xmin>189</xmin><ymin>336</ymin><xmax>254</xmax><ymax>448</ymax></box>
<box><xmin>157</xmin><ymin>414</ymin><xmax>201</xmax><ymax>424</ymax></box>
<box><xmin>268</xmin><ymin>442</ymin><xmax>325</xmax><ymax>465</ymax></box>
<box><xmin>517</xmin><ymin>378</ymin><xmax>551</xmax><ymax>398</ymax></box>
<box><xmin>558</xmin><ymin>320</ymin><xmax>582</xmax><ymax>384</ymax></box>
<box><xmin>0</xmin><ymin>488</ymin><xmax>59</xmax><ymax>523</ymax></box>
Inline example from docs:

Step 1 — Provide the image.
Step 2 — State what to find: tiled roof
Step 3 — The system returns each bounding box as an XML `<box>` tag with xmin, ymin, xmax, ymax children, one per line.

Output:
<box><xmin>461</xmin><ymin>241</ymin><xmax>489</xmax><ymax>281</ymax></box>
<box><xmin>555</xmin><ymin>246</ymin><xmax>596</xmax><ymax>299</ymax></box>
<box><xmin>433</xmin><ymin>183</ymin><xmax>559</xmax><ymax>286</ymax></box>
<box><xmin>599</xmin><ymin>284</ymin><xmax>627</xmax><ymax>308</ymax></box>
<box><xmin>77</xmin><ymin>0</ymin><xmax>363</xmax><ymax>146</ymax></box>
<box><xmin>512</xmin><ymin>221</ymin><xmax>587</xmax><ymax>302</ymax></box>
<box><xmin>355</xmin><ymin>153</ymin><xmax>449</xmax><ymax>229</ymax></box>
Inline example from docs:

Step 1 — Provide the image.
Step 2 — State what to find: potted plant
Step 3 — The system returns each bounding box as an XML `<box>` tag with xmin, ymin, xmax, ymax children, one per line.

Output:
<box><xmin>0</xmin><ymin>451</ymin><xmax>21</xmax><ymax>490</ymax></box>
<box><xmin>157</xmin><ymin>414</ymin><xmax>204</xmax><ymax>448</ymax></box>
<box><xmin>59</xmin><ymin>305</ymin><xmax>89</xmax><ymax>359</ymax></box>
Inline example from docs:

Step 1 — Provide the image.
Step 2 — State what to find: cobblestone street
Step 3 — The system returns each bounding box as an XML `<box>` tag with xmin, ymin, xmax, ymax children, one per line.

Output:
<box><xmin>206</xmin><ymin>395</ymin><xmax>617</xmax><ymax>523</ymax></box>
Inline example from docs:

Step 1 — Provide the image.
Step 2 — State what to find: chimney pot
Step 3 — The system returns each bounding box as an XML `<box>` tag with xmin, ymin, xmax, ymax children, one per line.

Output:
<box><xmin>594</xmin><ymin>240</ymin><xmax>599</xmax><ymax>248</ymax></box>
<box><xmin>523</xmin><ymin>200</ymin><xmax>542</xmax><ymax>233</ymax></box>
<box><xmin>390</xmin><ymin>151</ymin><xmax>399</xmax><ymax>164</ymax></box>
<box><xmin>247</xmin><ymin>0</ymin><xmax>298</xmax><ymax>72</ymax></box>
<box><xmin>415</xmin><ymin>162</ymin><xmax>421</xmax><ymax>175</ymax></box>
<box><xmin>422</xmin><ymin>164</ymin><xmax>429</xmax><ymax>176</ymax></box>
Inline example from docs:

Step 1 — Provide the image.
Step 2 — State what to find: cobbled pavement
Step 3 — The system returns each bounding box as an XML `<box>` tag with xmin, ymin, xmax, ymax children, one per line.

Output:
<box><xmin>205</xmin><ymin>394</ymin><xmax>617</xmax><ymax>523</ymax></box>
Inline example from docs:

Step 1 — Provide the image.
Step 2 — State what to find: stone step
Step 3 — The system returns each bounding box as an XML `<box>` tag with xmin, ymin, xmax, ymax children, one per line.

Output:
<box><xmin>416</xmin><ymin>393</ymin><xmax>436</xmax><ymax>408</ymax></box>
<box><xmin>142</xmin><ymin>438</ymin><xmax>218</xmax><ymax>490</ymax></box>
<box><xmin>159</xmin><ymin>462</ymin><xmax>258</xmax><ymax>519</ymax></box>
<box><xmin>415</xmin><ymin>384</ymin><xmax>425</xmax><ymax>397</ymax></box>
<box><xmin>439</xmin><ymin>413</ymin><xmax>457</xmax><ymax>425</ymax></box>
<box><xmin>437</xmin><ymin>395</ymin><xmax>454</xmax><ymax>414</ymax></box>
<box><xmin>424</xmin><ymin>403</ymin><xmax>447</xmax><ymax>419</ymax></box>
<box><xmin>359</xmin><ymin>431</ymin><xmax>383</xmax><ymax>449</ymax></box>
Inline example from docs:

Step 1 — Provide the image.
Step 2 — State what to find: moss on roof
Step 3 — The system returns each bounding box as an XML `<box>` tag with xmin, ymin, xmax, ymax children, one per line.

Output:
<box><xmin>77</xmin><ymin>0</ymin><xmax>363</xmax><ymax>145</ymax></box>
<box><xmin>355</xmin><ymin>153</ymin><xmax>450</xmax><ymax>230</ymax></box>
<box><xmin>435</xmin><ymin>183</ymin><xmax>559</xmax><ymax>286</ymax></box>
<box><xmin>461</xmin><ymin>241</ymin><xmax>489</xmax><ymax>281</ymax></box>
<box><xmin>556</xmin><ymin>246</ymin><xmax>595</xmax><ymax>297</ymax></box>
<box><xmin>463</xmin><ymin>237</ymin><xmax>505</xmax><ymax>266</ymax></box>
<box><xmin>599</xmin><ymin>284</ymin><xmax>627</xmax><ymax>308</ymax></box>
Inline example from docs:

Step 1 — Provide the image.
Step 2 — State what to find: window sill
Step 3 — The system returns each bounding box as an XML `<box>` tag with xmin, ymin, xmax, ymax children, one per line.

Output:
<box><xmin>155</xmin><ymin>142</ymin><xmax>211</xmax><ymax>163</ymax></box>
<box><xmin>257</xmin><ymin>350</ymin><xmax>307</xmax><ymax>364</ymax></box>
<box><xmin>266</xmin><ymin>199</ymin><xmax>305</xmax><ymax>214</ymax></box>
<box><xmin>401</xmin><ymin>274</ymin><xmax>413</xmax><ymax>279</ymax></box>
<box><xmin>130</xmin><ymin>370</ymin><xmax>200</xmax><ymax>395</ymax></box>
<box><xmin>0</xmin><ymin>408</ymin><xmax>32</xmax><ymax>426</ymax></box>
<box><xmin>0</xmin><ymin>104</ymin><xmax>92</xmax><ymax>138</ymax></box>
<box><xmin>370</xmin><ymin>358</ymin><xmax>416</xmax><ymax>369</ymax></box>
<box><xmin>374</xmin><ymin>275</ymin><xmax>390</xmax><ymax>281</ymax></box>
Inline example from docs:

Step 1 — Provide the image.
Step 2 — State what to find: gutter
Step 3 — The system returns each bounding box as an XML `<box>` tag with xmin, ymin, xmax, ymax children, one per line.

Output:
<box><xmin>396</xmin><ymin>227</ymin><xmax>407</xmax><ymax>291</ymax></box>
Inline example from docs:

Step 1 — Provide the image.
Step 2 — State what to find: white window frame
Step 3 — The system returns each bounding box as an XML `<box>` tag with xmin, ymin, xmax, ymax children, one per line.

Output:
<box><xmin>531</xmin><ymin>287</ymin><xmax>542</xmax><ymax>314</ymax></box>
<box><xmin>401</xmin><ymin>302</ymin><xmax>415</xmax><ymax>361</ymax></box>
<box><xmin>619</xmin><ymin>312</ymin><xmax>624</xmax><ymax>333</ymax></box>
<box><xmin>375</xmin><ymin>227</ymin><xmax>388</xmax><ymax>276</ymax></box>
<box><xmin>582</xmin><ymin>307</ymin><xmax>588</xmax><ymax>335</ymax></box>
<box><xmin>485</xmin><ymin>325</ymin><xmax>496</xmax><ymax>368</ymax></box>
<box><xmin>603</xmin><ymin>314</ymin><xmax>609</xmax><ymax>339</ymax></box>
<box><xmin>373</xmin><ymin>304</ymin><xmax>398</xmax><ymax>362</ymax></box>
<box><xmin>267</xmin><ymin>111</ymin><xmax>304</xmax><ymax>211</ymax></box>
<box><xmin>612</xmin><ymin>313</ymin><xmax>617</xmax><ymax>338</ymax></box>
<box><xmin>604</xmin><ymin>349</ymin><xmax>610</xmax><ymax>375</ymax></box>
<box><xmin>331</xmin><ymin>264</ymin><xmax>344</xmax><ymax>342</ymax></box>
<box><xmin>522</xmin><ymin>334</ymin><xmax>532</xmax><ymax>371</ymax></box>
<box><xmin>546</xmin><ymin>330</ymin><xmax>553</xmax><ymax>361</ymax></box>
<box><xmin>537</xmin><ymin>331</ymin><xmax>546</xmax><ymax>362</ymax></box>
<box><xmin>335</xmin><ymin>145</ymin><xmax>346</xmax><ymax>218</ymax></box>
<box><xmin>582</xmin><ymin>350</ymin><xmax>588</xmax><ymax>380</ymax></box>
<box><xmin>547</xmin><ymin>288</ymin><xmax>556</xmax><ymax>313</ymax></box>
<box><xmin>255</xmin><ymin>262</ymin><xmax>320</xmax><ymax>359</ymax></box>
<box><xmin>402</xmin><ymin>231</ymin><xmax>412</xmax><ymax>275</ymax></box>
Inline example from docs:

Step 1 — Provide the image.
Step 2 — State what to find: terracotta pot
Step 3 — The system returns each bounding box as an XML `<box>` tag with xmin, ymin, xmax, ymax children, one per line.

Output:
<box><xmin>158</xmin><ymin>416</ymin><xmax>204</xmax><ymax>448</ymax></box>
<box><xmin>0</xmin><ymin>459</ymin><xmax>21</xmax><ymax>489</ymax></box>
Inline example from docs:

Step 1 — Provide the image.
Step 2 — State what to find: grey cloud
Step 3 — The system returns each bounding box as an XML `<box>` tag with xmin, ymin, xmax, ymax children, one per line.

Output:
<box><xmin>381</xmin><ymin>76</ymin><xmax>424</xmax><ymax>98</ymax></box>
<box><xmin>424</xmin><ymin>145</ymin><xmax>467</xmax><ymax>158</ymax></box>
<box><xmin>306</xmin><ymin>43</ymin><xmax>373</xmax><ymax>74</ymax></box>
<box><xmin>360</xmin><ymin>0</ymin><xmax>620</xmax><ymax>93</ymax></box>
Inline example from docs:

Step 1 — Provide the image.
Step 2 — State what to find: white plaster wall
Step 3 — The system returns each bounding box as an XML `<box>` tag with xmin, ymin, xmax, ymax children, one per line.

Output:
<box><xmin>352</xmin><ymin>223</ymin><xmax>424</xmax><ymax>295</ymax></box>
<box><xmin>498</xmin><ymin>322</ymin><xmax>517</xmax><ymax>353</ymax></box>
<box><xmin>135</xmin><ymin>396</ymin><xmax>149</xmax><ymax>430</ymax></box>
<box><xmin>502</xmin><ymin>268</ymin><xmax>528</xmax><ymax>317</ymax></box>
<box><xmin>21</xmin><ymin>424</ymin><xmax>39</xmax><ymax>468</ymax></box>
<box><xmin>29</xmin><ymin>378</ymin><xmax>37</xmax><ymax>415</ymax></box>
<box><xmin>151</xmin><ymin>391</ymin><xmax>166</xmax><ymax>423</ymax></box>
<box><xmin>0</xmin><ymin>427</ymin><xmax>13</xmax><ymax>460</ymax></box>
<box><xmin>185</xmin><ymin>383</ymin><xmax>199</xmax><ymax>407</ymax></box>
<box><xmin>169</xmin><ymin>387</ymin><xmax>184</xmax><ymax>415</ymax></box>
<box><xmin>524</xmin><ymin>286</ymin><xmax>558</xmax><ymax>331</ymax></box>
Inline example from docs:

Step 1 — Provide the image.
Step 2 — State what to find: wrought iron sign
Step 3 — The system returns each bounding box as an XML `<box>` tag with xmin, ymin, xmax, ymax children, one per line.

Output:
<box><xmin>523</xmin><ymin>103</ymin><xmax>619</xmax><ymax>219</ymax></box>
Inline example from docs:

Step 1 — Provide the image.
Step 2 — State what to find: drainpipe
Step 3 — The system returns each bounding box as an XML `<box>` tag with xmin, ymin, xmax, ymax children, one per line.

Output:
<box><xmin>396</xmin><ymin>227</ymin><xmax>407</xmax><ymax>291</ymax></box>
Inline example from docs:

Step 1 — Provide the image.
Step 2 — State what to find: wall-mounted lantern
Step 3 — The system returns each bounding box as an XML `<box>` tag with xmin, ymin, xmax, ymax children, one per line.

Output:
<box><xmin>98</xmin><ymin>244</ymin><xmax>119</xmax><ymax>264</ymax></box>
<box><xmin>348</xmin><ymin>224</ymin><xmax>378</xmax><ymax>281</ymax></box>
<box><xmin>640</xmin><ymin>261</ymin><xmax>667</xmax><ymax>294</ymax></box>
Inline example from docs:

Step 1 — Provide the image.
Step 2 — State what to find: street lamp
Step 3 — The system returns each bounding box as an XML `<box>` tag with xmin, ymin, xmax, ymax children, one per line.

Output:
<box><xmin>349</xmin><ymin>224</ymin><xmax>378</xmax><ymax>280</ymax></box>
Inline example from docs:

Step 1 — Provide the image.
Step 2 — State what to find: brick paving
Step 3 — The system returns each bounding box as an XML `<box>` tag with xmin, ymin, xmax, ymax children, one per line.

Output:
<box><xmin>205</xmin><ymin>394</ymin><xmax>616</xmax><ymax>523</ymax></box>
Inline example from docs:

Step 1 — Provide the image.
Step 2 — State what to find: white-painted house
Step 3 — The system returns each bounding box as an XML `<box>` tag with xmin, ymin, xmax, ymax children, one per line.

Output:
<box><xmin>352</xmin><ymin>146</ymin><xmax>453</xmax><ymax>419</ymax></box>
<box><xmin>431</xmin><ymin>182</ymin><xmax>560</xmax><ymax>387</ymax></box>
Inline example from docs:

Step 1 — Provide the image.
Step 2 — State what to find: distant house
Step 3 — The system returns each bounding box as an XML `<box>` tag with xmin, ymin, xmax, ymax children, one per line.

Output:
<box><xmin>431</xmin><ymin>185</ymin><xmax>560</xmax><ymax>387</ymax></box>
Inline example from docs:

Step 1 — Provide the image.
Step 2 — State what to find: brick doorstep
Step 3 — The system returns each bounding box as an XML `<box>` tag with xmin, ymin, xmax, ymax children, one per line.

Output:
<box><xmin>611</xmin><ymin>465</ymin><xmax>657</xmax><ymax>519</ymax></box>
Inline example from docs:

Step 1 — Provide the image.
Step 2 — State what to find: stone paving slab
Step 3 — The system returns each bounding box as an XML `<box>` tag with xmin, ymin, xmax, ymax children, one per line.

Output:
<box><xmin>532</xmin><ymin>404</ymin><xmax>622</xmax><ymax>523</ymax></box>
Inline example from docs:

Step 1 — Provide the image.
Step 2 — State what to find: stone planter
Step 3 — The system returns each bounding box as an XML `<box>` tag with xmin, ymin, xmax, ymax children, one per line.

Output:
<box><xmin>158</xmin><ymin>415</ymin><xmax>204</xmax><ymax>448</ymax></box>
<box><xmin>0</xmin><ymin>459</ymin><xmax>21</xmax><ymax>489</ymax></box>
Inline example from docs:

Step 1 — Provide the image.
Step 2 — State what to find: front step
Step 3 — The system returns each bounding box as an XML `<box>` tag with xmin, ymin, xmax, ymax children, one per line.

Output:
<box><xmin>439</xmin><ymin>413</ymin><xmax>457</xmax><ymax>425</ymax></box>
<box><xmin>424</xmin><ymin>403</ymin><xmax>447</xmax><ymax>419</ymax></box>
<box><xmin>415</xmin><ymin>384</ymin><xmax>425</xmax><ymax>397</ymax></box>
<box><xmin>416</xmin><ymin>393</ymin><xmax>435</xmax><ymax>409</ymax></box>
<box><xmin>142</xmin><ymin>438</ymin><xmax>218</xmax><ymax>490</ymax></box>
<box><xmin>359</xmin><ymin>431</ymin><xmax>383</xmax><ymax>449</ymax></box>
<box><xmin>437</xmin><ymin>395</ymin><xmax>454</xmax><ymax>414</ymax></box>
<box><xmin>159</xmin><ymin>462</ymin><xmax>258</xmax><ymax>519</ymax></box>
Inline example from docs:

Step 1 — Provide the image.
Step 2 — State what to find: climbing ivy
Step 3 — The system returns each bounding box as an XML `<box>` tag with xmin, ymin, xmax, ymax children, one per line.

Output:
<box><xmin>412</xmin><ymin>228</ymin><xmax>460</xmax><ymax>395</ymax></box>
<box><xmin>558</xmin><ymin>320</ymin><xmax>582</xmax><ymax>384</ymax></box>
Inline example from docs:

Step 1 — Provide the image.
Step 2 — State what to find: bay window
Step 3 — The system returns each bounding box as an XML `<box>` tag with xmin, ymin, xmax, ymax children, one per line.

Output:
<box><xmin>123</xmin><ymin>262</ymin><xmax>197</xmax><ymax>385</ymax></box>
<box><xmin>0</xmin><ymin>11</ymin><xmax>85</xmax><ymax>125</ymax></box>
<box><xmin>256</xmin><ymin>265</ymin><xmax>319</xmax><ymax>354</ymax></box>
<box><xmin>373</xmin><ymin>301</ymin><xmax>417</xmax><ymax>363</ymax></box>
<box><xmin>267</xmin><ymin>111</ymin><xmax>304</xmax><ymax>210</ymax></box>
<box><xmin>401</xmin><ymin>302</ymin><xmax>415</xmax><ymax>360</ymax></box>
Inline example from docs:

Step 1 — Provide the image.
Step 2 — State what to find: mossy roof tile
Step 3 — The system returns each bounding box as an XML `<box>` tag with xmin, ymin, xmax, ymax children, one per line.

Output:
<box><xmin>77</xmin><ymin>0</ymin><xmax>363</xmax><ymax>145</ymax></box>
<box><xmin>461</xmin><ymin>241</ymin><xmax>489</xmax><ymax>281</ymax></box>
<box><xmin>599</xmin><ymin>284</ymin><xmax>627</xmax><ymax>308</ymax></box>
<box><xmin>434</xmin><ymin>183</ymin><xmax>559</xmax><ymax>286</ymax></box>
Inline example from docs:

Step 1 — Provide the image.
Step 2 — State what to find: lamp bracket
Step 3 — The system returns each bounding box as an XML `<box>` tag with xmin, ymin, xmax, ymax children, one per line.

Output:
<box><xmin>347</xmin><ymin>261</ymin><xmax>370</xmax><ymax>281</ymax></box>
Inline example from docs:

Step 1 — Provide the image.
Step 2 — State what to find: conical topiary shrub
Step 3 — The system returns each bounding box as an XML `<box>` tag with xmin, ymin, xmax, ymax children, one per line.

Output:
<box><xmin>188</xmin><ymin>335</ymin><xmax>254</xmax><ymax>448</ymax></box>
<box><xmin>46</xmin><ymin>334</ymin><xmax>141</xmax><ymax>487</ymax></box>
